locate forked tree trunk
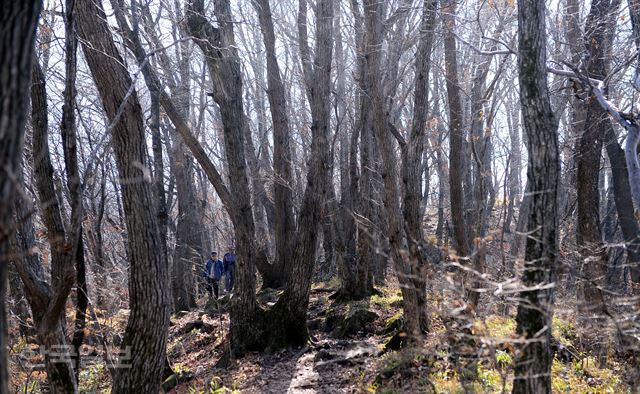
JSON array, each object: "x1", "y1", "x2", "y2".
[
  {"x1": 252, "y1": 0, "x2": 297, "y2": 289},
  {"x1": 30, "y1": 56, "x2": 78, "y2": 393},
  {"x1": 261, "y1": 0, "x2": 334, "y2": 350},
  {"x1": 513, "y1": 0, "x2": 560, "y2": 391},
  {"x1": 364, "y1": 0, "x2": 424, "y2": 339}
]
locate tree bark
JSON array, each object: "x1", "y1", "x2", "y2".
[
  {"x1": 604, "y1": 125, "x2": 640, "y2": 282},
  {"x1": 513, "y1": 0, "x2": 559, "y2": 391},
  {"x1": 504, "y1": 101, "x2": 521, "y2": 234},
  {"x1": 401, "y1": 0, "x2": 439, "y2": 335},
  {"x1": 443, "y1": 0, "x2": 470, "y2": 260},
  {"x1": 364, "y1": 0, "x2": 423, "y2": 339},
  {"x1": 0, "y1": 4, "x2": 41, "y2": 383},
  {"x1": 77, "y1": 0, "x2": 170, "y2": 391},
  {"x1": 262, "y1": 0, "x2": 334, "y2": 350},
  {"x1": 171, "y1": 141, "x2": 200, "y2": 311},
  {"x1": 350, "y1": 0, "x2": 377, "y2": 299},
  {"x1": 30, "y1": 56, "x2": 78, "y2": 393},
  {"x1": 576, "y1": 0, "x2": 619, "y2": 325},
  {"x1": 443, "y1": 0, "x2": 481, "y2": 310},
  {"x1": 186, "y1": 0, "x2": 263, "y2": 354},
  {"x1": 627, "y1": 0, "x2": 640, "y2": 211},
  {"x1": 252, "y1": 0, "x2": 297, "y2": 289},
  {"x1": 60, "y1": 0, "x2": 88, "y2": 376}
]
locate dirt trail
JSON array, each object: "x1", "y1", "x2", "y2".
[{"x1": 168, "y1": 287, "x2": 392, "y2": 393}]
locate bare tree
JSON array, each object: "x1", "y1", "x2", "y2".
[
  {"x1": 251, "y1": 0, "x2": 297, "y2": 289},
  {"x1": 513, "y1": 0, "x2": 560, "y2": 391},
  {"x1": 400, "y1": 0, "x2": 440, "y2": 336},
  {"x1": 186, "y1": 0, "x2": 263, "y2": 353},
  {"x1": 575, "y1": 0, "x2": 621, "y2": 328},
  {"x1": 261, "y1": 0, "x2": 335, "y2": 349},
  {"x1": 60, "y1": 0, "x2": 88, "y2": 375},
  {"x1": 0, "y1": 4, "x2": 43, "y2": 391},
  {"x1": 24, "y1": 55, "x2": 77, "y2": 393},
  {"x1": 77, "y1": 0, "x2": 170, "y2": 390}
]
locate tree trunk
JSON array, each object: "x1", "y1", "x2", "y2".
[
  {"x1": 626, "y1": 0, "x2": 640, "y2": 211},
  {"x1": 443, "y1": 0, "x2": 480, "y2": 311},
  {"x1": 604, "y1": 125, "x2": 640, "y2": 282},
  {"x1": 0, "y1": 3, "x2": 41, "y2": 380},
  {"x1": 171, "y1": 141, "x2": 200, "y2": 311},
  {"x1": 513, "y1": 0, "x2": 559, "y2": 391},
  {"x1": 262, "y1": 0, "x2": 334, "y2": 350},
  {"x1": 30, "y1": 56, "x2": 78, "y2": 393},
  {"x1": 576, "y1": 0, "x2": 619, "y2": 326},
  {"x1": 186, "y1": 0, "x2": 263, "y2": 354},
  {"x1": 252, "y1": 0, "x2": 297, "y2": 289},
  {"x1": 60, "y1": 0, "x2": 88, "y2": 375},
  {"x1": 401, "y1": 0, "x2": 439, "y2": 335},
  {"x1": 363, "y1": 0, "x2": 423, "y2": 340},
  {"x1": 443, "y1": 0, "x2": 470, "y2": 260},
  {"x1": 172, "y1": 49, "x2": 202, "y2": 311},
  {"x1": 77, "y1": 0, "x2": 170, "y2": 391},
  {"x1": 331, "y1": 2, "x2": 357, "y2": 295},
  {"x1": 431, "y1": 75, "x2": 450, "y2": 244},
  {"x1": 7, "y1": 260, "x2": 33, "y2": 339},
  {"x1": 504, "y1": 102, "x2": 521, "y2": 233},
  {"x1": 349, "y1": 0, "x2": 377, "y2": 299}
]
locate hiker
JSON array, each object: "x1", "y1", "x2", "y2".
[
  {"x1": 204, "y1": 252, "x2": 224, "y2": 299},
  {"x1": 223, "y1": 247, "x2": 236, "y2": 292}
]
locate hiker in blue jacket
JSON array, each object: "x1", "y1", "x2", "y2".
[
  {"x1": 223, "y1": 247, "x2": 236, "y2": 292},
  {"x1": 204, "y1": 252, "x2": 224, "y2": 299}
]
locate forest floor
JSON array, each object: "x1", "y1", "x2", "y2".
[{"x1": 8, "y1": 278, "x2": 638, "y2": 393}]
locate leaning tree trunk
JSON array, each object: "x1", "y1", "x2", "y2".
[
  {"x1": 77, "y1": 0, "x2": 170, "y2": 391},
  {"x1": 0, "y1": 6, "x2": 42, "y2": 390},
  {"x1": 513, "y1": 0, "x2": 560, "y2": 392}
]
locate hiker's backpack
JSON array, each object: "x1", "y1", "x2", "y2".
[{"x1": 225, "y1": 253, "x2": 236, "y2": 265}]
